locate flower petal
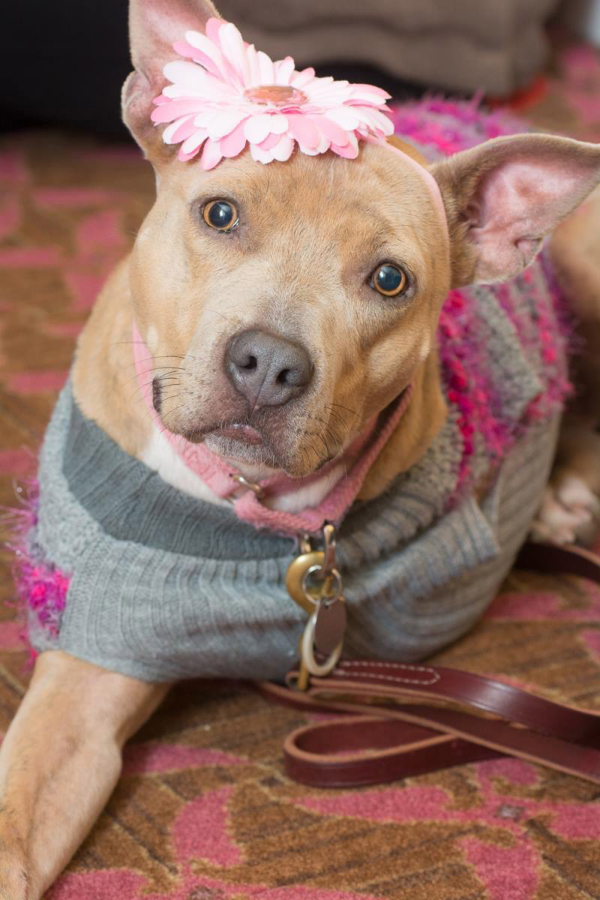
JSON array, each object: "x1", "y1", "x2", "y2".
[
  {"x1": 348, "y1": 131, "x2": 359, "y2": 150},
  {"x1": 163, "y1": 61, "x2": 210, "y2": 93},
  {"x1": 288, "y1": 114, "x2": 320, "y2": 149},
  {"x1": 179, "y1": 147, "x2": 201, "y2": 162},
  {"x1": 217, "y1": 22, "x2": 249, "y2": 86},
  {"x1": 269, "y1": 114, "x2": 289, "y2": 135},
  {"x1": 192, "y1": 110, "x2": 216, "y2": 128},
  {"x1": 307, "y1": 81, "x2": 352, "y2": 104},
  {"x1": 271, "y1": 134, "x2": 295, "y2": 162},
  {"x1": 373, "y1": 110, "x2": 395, "y2": 136},
  {"x1": 180, "y1": 128, "x2": 209, "y2": 156},
  {"x1": 291, "y1": 67, "x2": 316, "y2": 89},
  {"x1": 244, "y1": 113, "x2": 274, "y2": 144},
  {"x1": 257, "y1": 50, "x2": 275, "y2": 85},
  {"x1": 297, "y1": 131, "x2": 330, "y2": 156},
  {"x1": 200, "y1": 138, "x2": 224, "y2": 170},
  {"x1": 151, "y1": 98, "x2": 203, "y2": 123},
  {"x1": 259, "y1": 131, "x2": 281, "y2": 151},
  {"x1": 353, "y1": 107, "x2": 394, "y2": 135},
  {"x1": 165, "y1": 78, "x2": 237, "y2": 103},
  {"x1": 205, "y1": 17, "x2": 223, "y2": 44},
  {"x1": 174, "y1": 46, "x2": 222, "y2": 80},
  {"x1": 274, "y1": 56, "x2": 295, "y2": 85},
  {"x1": 250, "y1": 143, "x2": 275, "y2": 164},
  {"x1": 172, "y1": 39, "x2": 201, "y2": 59},
  {"x1": 316, "y1": 132, "x2": 330, "y2": 153},
  {"x1": 246, "y1": 43, "x2": 261, "y2": 86},
  {"x1": 220, "y1": 120, "x2": 249, "y2": 157},
  {"x1": 311, "y1": 115, "x2": 349, "y2": 146},
  {"x1": 330, "y1": 140, "x2": 359, "y2": 159},
  {"x1": 323, "y1": 107, "x2": 361, "y2": 131},
  {"x1": 163, "y1": 115, "x2": 197, "y2": 144},
  {"x1": 183, "y1": 30, "x2": 225, "y2": 79},
  {"x1": 207, "y1": 109, "x2": 247, "y2": 140},
  {"x1": 347, "y1": 84, "x2": 391, "y2": 104},
  {"x1": 185, "y1": 29, "x2": 221, "y2": 60}
]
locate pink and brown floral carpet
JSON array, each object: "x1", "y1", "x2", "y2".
[{"x1": 2, "y1": 40, "x2": 600, "y2": 900}]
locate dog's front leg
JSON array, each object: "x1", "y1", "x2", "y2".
[{"x1": 0, "y1": 650, "x2": 169, "y2": 899}]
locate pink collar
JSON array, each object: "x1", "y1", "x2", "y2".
[{"x1": 133, "y1": 324, "x2": 412, "y2": 536}]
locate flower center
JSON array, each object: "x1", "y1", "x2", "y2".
[{"x1": 244, "y1": 85, "x2": 307, "y2": 106}]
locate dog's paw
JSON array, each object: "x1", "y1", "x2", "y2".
[{"x1": 531, "y1": 475, "x2": 600, "y2": 545}]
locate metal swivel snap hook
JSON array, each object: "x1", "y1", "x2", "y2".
[{"x1": 285, "y1": 523, "x2": 347, "y2": 690}]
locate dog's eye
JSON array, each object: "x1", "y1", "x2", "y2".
[
  {"x1": 371, "y1": 264, "x2": 407, "y2": 297},
  {"x1": 203, "y1": 200, "x2": 239, "y2": 232}
]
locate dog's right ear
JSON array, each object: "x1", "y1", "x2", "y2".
[
  {"x1": 430, "y1": 134, "x2": 600, "y2": 287},
  {"x1": 123, "y1": 0, "x2": 220, "y2": 159}
]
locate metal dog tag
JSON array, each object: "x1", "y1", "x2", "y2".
[{"x1": 314, "y1": 597, "x2": 347, "y2": 656}]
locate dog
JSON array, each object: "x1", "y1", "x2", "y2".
[{"x1": 2, "y1": 0, "x2": 600, "y2": 896}]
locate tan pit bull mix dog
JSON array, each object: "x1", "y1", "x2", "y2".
[{"x1": 3, "y1": 0, "x2": 600, "y2": 895}]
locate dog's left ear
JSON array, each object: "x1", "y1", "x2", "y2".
[
  {"x1": 430, "y1": 134, "x2": 600, "y2": 286},
  {"x1": 123, "y1": 0, "x2": 220, "y2": 159}
]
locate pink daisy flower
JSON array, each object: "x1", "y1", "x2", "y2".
[{"x1": 151, "y1": 17, "x2": 394, "y2": 170}]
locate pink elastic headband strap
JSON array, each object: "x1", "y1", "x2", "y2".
[{"x1": 384, "y1": 140, "x2": 450, "y2": 257}]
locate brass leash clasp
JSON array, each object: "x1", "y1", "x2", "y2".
[
  {"x1": 226, "y1": 475, "x2": 346, "y2": 690},
  {"x1": 285, "y1": 523, "x2": 347, "y2": 690}
]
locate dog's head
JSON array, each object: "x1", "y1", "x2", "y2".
[{"x1": 123, "y1": 0, "x2": 600, "y2": 479}]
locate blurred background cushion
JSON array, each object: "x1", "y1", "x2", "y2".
[
  {"x1": 229, "y1": 0, "x2": 560, "y2": 95},
  {"x1": 2, "y1": 0, "x2": 563, "y2": 137}
]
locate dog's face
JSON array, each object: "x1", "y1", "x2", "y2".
[
  {"x1": 129, "y1": 144, "x2": 449, "y2": 475},
  {"x1": 124, "y1": 0, "x2": 600, "y2": 479}
]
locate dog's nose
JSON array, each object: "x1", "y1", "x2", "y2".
[{"x1": 226, "y1": 329, "x2": 313, "y2": 409}]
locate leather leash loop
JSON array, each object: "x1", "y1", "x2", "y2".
[{"x1": 260, "y1": 542, "x2": 600, "y2": 788}]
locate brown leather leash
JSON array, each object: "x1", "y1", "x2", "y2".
[{"x1": 259, "y1": 541, "x2": 600, "y2": 787}]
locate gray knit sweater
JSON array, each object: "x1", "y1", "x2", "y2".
[{"x1": 26, "y1": 374, "x2": 558, "y2": 682}]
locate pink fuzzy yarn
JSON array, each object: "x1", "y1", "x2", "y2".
[
  {"x1": 4, "y1": 481, "x2": 70, "y2": 654},
  {"x1": 391, "y1": 97, "x2": 572, "y2": 501}
]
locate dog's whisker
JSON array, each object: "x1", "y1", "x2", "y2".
[
  {"x1": 122, "y1": 364, "x2": 183, "y2": 381},
  {"x1": 117, "y1": 360, "x2": 188, "y2": 375},
  {"x1": 327, "y1": 402, "x2": 361, "y2": 419},
  {"x1": 120, "y1": 366, "x2": 184, "y2": 393}
]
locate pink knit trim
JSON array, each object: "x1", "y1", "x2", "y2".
[
  {"x1": 231, "y1": 385, "x2": 413, "y2": 534},
  {"x1": 133, "y1": 324, "x2": 413, "y2": 535}
]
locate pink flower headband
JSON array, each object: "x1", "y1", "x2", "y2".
[{"x1": 151, "y1": 17, "x2": 394, "y2": 170}]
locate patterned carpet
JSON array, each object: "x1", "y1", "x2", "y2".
[{"x1": 2, "y1": 41, "x2": 600, "y2": 900}]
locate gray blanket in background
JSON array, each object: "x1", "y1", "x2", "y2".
[{"x1": 220, "y1": 0, "x2": 559, "y2": 94}]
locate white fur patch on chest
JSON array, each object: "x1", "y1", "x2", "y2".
[
  {"x1": 141, "y1": 427, "x2": 229, "y2": 506},
  {"x1": 140, "y1": 424, "x2": 346, "y2": 513}
]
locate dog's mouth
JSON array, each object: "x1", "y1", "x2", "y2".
[
  {"x1": 159, "y1": 386, "x2": 411, "y2": 477},
  {"x1": 183, "y1": 418, "x2": 266, "y2": 447},
  {"x1": 154, "y1": 375, "x2": 276, "y2": 463},
  {"x1": 178, "y1": 413, "x2": 341, "y2": 475},
  {"x1": 183, "y1": 417, "x2": 282, "y2": 468},
  {"x1": 209, "y1": 423, "x2": 264, "y2": 446}
]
